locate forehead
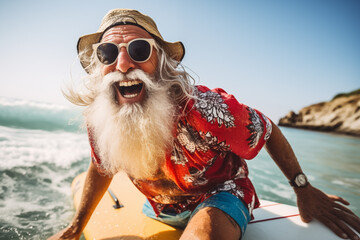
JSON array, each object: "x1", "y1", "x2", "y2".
[{"x1": 101, "y1": 25, "x2": 153, "y2": 42}]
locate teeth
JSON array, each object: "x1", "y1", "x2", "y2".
[
  {"x1": 123, "y1": 93, "x2": 139, "y2": 98},
  {"x1": 119, "y1": 80, "x2": 142, "y2": 87}
]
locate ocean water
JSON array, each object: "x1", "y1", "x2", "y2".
[{"x1": 0, "y1": 96, "x2": 359, "y2": 240}]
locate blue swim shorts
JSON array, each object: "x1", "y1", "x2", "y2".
[{"x1": 142, "y1": 191, "x2": 251, "y2": 235}]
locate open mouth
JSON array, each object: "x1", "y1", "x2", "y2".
[
  {"x1": 113, "y1": 80, "x2": 146, "y2": 105},
  {"x1": 115, "y1": 80, "x2": 144, "y2": 99}
]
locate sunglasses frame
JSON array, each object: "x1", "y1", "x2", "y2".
[{"x1": 93, "y1": 38, "x2": 156, "y2": 65}]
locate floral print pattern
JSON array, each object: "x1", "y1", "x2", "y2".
[
  {"x1": 170, "y1": 144, "x2": 188, "y2": 166},
  {"x1": 248, "y1": 195, "x2": 256, "y2": 214},
  {"x1": 176, "y1": 121, "x2": 208, "y2": 153},
  {"x1": 262, "y1": 113, "x2": 272, "y2": 141},
  {"x1": 199, "y1": 131, "x2": 230, "y2": 152},
  {"x1": 195, "y1": 90, "x2": 235, "y2": 128},
  {"x1": 246, "y1": 107, "x2": 264, "y2": 148},
  {"x1": 207, "y1": 180, "x2": 245, "y2": 200},
  {"x1": 183, "y1": 156, "x2": 217, "y2": 186},
  {"x1": 175, "y1": 120, "x2": 230, "y2": 157},
  {"x1": 233, "y1": 163, "x2": 248, "y2": 180}
]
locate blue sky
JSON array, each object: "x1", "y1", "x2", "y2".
[{"x1": 0, "y1": 0, "x2": 359, "y2": 121}]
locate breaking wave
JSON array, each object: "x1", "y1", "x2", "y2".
[{"x1": 0, "y1": 96, "x2": 83, "y2": 132}]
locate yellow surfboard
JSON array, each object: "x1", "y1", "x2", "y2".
[
  {"x1": 72, "y1": 172, "x2": 346, "y2": 240},
  {"x1": 72, "y1": 172, "x2": 183, "y2": 240}
]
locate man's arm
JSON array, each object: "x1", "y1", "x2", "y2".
[
  {"x1": 265, "y1": 122, "x2": 360, "y2": 240},
  {"x1": 48, "y1": 161, "x2": 113, "y2": 240}
]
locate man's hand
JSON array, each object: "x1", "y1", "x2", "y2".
[
  {"x1": 296, "y1": 184, "x2": 360, "y2": 240},
  {"x1": 47, "y1": 225, "x2": 81, "y2": 240},
  {"x1": 265, "y1": 124, "x2": 360, "y2": 239}
]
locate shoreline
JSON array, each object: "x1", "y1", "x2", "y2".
[{"x1": 278, "y1": 125, "x2": 360, "y2": 138}]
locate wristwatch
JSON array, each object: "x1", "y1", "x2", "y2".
[{"x1": 289, "y1": 173, "x2": 309, "y2": 188}]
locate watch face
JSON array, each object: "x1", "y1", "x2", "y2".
[
  {"x1": 295, "y1": 174, "x2": 307, "y2": 187},
  {"x1": 298, "y1": 175, "x2": 306, "y2": 185}
]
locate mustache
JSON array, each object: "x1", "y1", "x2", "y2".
[{"x1": 100, "y1": 70, "x2": 159, "y2": 93}]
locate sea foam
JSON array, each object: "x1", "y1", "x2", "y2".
[{"x1": 0, "y1": 125, "x2": 89, "y2": 169}]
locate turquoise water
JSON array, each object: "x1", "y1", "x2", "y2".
[
  {"x1": 0, "y1": 96, "x2": 359, "y2": 239},
  {"x1": 248, "y1": 127, "x2": 360, "y2": 214}
]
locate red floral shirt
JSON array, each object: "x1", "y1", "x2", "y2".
[{"x1": 90, "y1": 85, "x2": 272, "y2": 217}]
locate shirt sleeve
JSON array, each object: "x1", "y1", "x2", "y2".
[{"x1": 187, "y1": 85, "x2": 272, "y2": 160}]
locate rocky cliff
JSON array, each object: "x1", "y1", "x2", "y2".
[{"x1": 278, "y1": 90, "x2": 360, "y2": 136}]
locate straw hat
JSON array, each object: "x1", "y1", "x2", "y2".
[{"x1": 77, "y1": 9, "x2": 185, "y2": 72}]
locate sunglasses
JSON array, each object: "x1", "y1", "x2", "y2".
[{"x1": 93, "y1": 38, "x2": 156, "y2": 65}]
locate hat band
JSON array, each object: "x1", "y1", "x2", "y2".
[{"x1": 100, "y1": 22, "x2": 152, "y2": 43}]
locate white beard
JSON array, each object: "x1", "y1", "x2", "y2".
[{"x1": 84, "y1": 70, "x2": 176, "y2": 179}]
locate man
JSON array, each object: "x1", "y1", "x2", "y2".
[{"x1": 50, "y1": 9, "x2": 360, "y2": 240}]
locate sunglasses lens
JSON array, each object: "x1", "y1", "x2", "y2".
[
  {"x1": 96, "y1": 43, "x2": 119, "y2": 65},
  {"x1": 128, "y1": 40, "x2": 151, "y2": 62}
]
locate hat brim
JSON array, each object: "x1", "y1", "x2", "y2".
[{"x1": 77, "y1": 32, "x2": 185, "y2": 73}]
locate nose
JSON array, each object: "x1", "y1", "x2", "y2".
[{"x1": 115, "y1": 47, "x2": 136, "y2": 73}]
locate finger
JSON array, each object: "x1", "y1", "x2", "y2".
[
  {"x1": 328, "y1": 195, "x2": 350, "y2": 205},
  {"x1": 333, "y1": 218, "x2": 360, "y2": 240},
  {"x1": 317, "y1": 214, "x2": 349, "y2": 239},
  {"x1": 329, "y1": 209, "x2": 360, "y2": 240},
  {"x1": 333, "y1": 202, "x2": 356, "y2": 215},
  {"x1": 333, "y1": 208, "x2": 360, "y2": 235}
]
